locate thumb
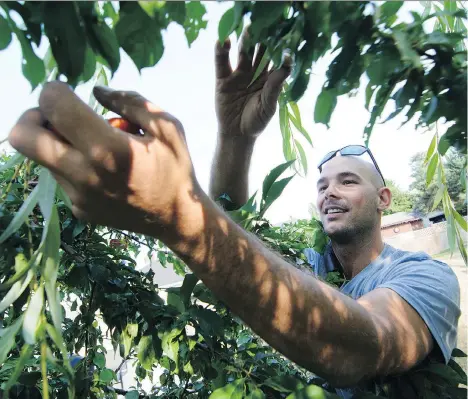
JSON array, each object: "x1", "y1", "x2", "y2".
[{"x1": 262, "y1": 53, "x2": 293, "y2": 113}]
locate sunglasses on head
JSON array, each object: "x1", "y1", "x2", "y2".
[{"x1": 317, "y1": 145, "x2": 386, "y2": 186}]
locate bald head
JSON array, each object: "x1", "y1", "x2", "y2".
[{"x1": 319, "y1": 155, "x2": 385, "y2": 189}]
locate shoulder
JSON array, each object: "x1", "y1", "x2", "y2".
[{"x1": 379, "y1": 245, "x2": 459, "y2": 288}]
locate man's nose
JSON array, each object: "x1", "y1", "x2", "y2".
[{"x1": 324, "y1": 183, "x2": 339, "y2": 199}]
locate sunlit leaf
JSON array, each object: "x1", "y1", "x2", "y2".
[
  {"x1": 22, "y1": 285, "x2": 44, "y2": 344},
  {"x1": 424, "y1": 134, "x2": 438, "y2": 164},
  {"x1": 210, "y1": 379, "x2": 245, "y2": 399},
  {"x1": 426, "y1": 154, "x2": 439, "y2": 186}
]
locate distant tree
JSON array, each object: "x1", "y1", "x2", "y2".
[
  {"x1": 383, "y1": 179, "x2": 414, "y2": 216},
  {"x1": 410, "y1": 149, "x2": 467, "y2": 214}
]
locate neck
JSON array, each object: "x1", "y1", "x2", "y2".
[{"x1": 331, "y1": 228, "x2": 384, "y2": 280}]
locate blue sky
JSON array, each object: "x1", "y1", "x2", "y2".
[{"x1": 0, "y1": 2, "x2": 435, "y2": 224}]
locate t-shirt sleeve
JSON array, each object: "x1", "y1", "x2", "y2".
[{"x1": 376, "y1": 256, "x2": 461, "y2": 363}]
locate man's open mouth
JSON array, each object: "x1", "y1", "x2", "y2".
[{"x1": 324, "y1": 207, "x2": 348, "y2": 215}]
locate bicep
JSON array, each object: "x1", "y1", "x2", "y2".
[{"x1": 358, "y1": 288, "x2": 434, "y2": 376}]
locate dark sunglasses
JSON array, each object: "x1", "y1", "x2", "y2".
[{"x1": 317, "y1": 145, "x2": 386, "y2": 186}]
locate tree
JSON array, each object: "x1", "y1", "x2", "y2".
[
  {"x1": 383, "y1": 180, "x2": 414, "y2": 216},
  {"x1": 410, "y1": 149, "x2": 467, "y2": 214},
  {"x1": 0, "y1": 1, "x2": 467, "y2": 398}
]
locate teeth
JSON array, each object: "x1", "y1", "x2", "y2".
[{"x1": 328, "y1": 208, "x2": 344, "y2": 214}]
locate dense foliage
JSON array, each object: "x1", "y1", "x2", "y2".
[{"x1": 0, "y1": 1, "x2": 467, "y2": 398}]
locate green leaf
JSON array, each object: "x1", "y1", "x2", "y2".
[
  {"x1": 289, "y1": 102, "x2": 312, "y2": 144},
  {"x1": 137, "y1": 1, "x2": 164, "y2": 17},
  {"x1": 85, "y1": 19, "x2": 120, "y2": 74},
  {"x1": 190, "y1": 308, "x2": 224, "y2": 337},
  {"x1": 45, "y1": 324, "x2": 73, "y2": 376},
  {"x1": 167, "y1": 290, "x2": 185, "y2": 313},
  {"x1": 452, "y1": 348, "x2": 468, "y2": 357},
  {"x1": 0, "y1": 152, "x2": 25, "y2": 173},
  {"x1": 380, "y1": 2, "x2": 403, "y2": 25},
  {"x1": 365, "y1": 82, "x2": 376, "y2": 111},
  {"x1": 290, "y1": 73, "x2": 311, "y2": 103},
  {"x1": 43, "y1": 2, "x2": 87, "y2": 85},
  {"x1": 115, "y1": 3, "x2": 164, "y2": 70},
  {"x1": 422, "y1": 96, "x2": 438, "y2": 124},
  {"x1": 38, "y1": 168, "x2": 57, "y2": 222},
  {"x1": 366, "y1": 47, "x2": 403, "y2": 85},
  {"x1": 432, "y1": 184, "x2": 445, "y2": 211},
  {"x1": 93, "y1": 352, "x2": 106, "y2": 368},
  {"x1": 314, "y1": 88, "x2": 337, "y2": 127},
  {"x1": 56, "y1": 183, "x2": 73, "y2": 210},
  {"x1": 166, "y1": 1, "x2": 186, "y2": 25},
  {"x1": 0, "y1": 182, "x2": 41, "y2": 244},
  {"x1": 249, "y1": 51, "x2": 270, "y2": 86},
  {"x1": 295, "y1": 139, "x2": 308, "y2": 175},
  {"x1": 81, "y1": 46, "x2": 97, "y2": 83},
  {"x1": 249, "y1": 2, "x2": 286, "y2": 41},
  {"x1": 125, "y1": 391, "x2": 140, "y2": 399},
  {"x1": 426, "y1": 362, "x2": 466, "y2": 385},
  {"x1": 426, "y1": 153, "x2": 439, "y2": 186},
  {"x1": 180, "y1": 273, "x2": 199, "y2": 308},
  {"x1": 138, "y1": 335, "x2": 156, "y2": 370},
  {"x1": 286, "y1": 383, "x2": 340, "y2": 398},
  {"x1": 99, "y1": 368, "x2": 114, "y2": 384},
  {"x1": 263, "y1": 375, "x2": 304, "y2": 393},
  {"x1": 210, "y1": 379, "x2": 245, "y2": 399},
  {"x1": 22, "y1": 285, "x2": 44, "y2": 344},
  {"x1": 161, "y1": 328, "x2": 181, "y2": 364},
  {"x1": 0, "y1": 316, "x2": 24, "y2": 365},
  {"x1": 261, "y1": 176, "x2": 295, "y2": 216},
  {"x1": 424, "y1": 134, "x2": 438, "y2": 164},
  {"x1": 453, "y1": 209, "x2": 467, "y2": 231},
  {"x1": 0, "y1": 269, "x2": 33, "y2": 314},
  {"x1": 246, "y1": 387, "x2": 266, "y2": 399},
  {"x1": 184, "y1": 2, "x2": 208, "y2": 46},
  {"x1": 393, "y1": 30, "x2": 422, "y2": 69},
  {"x1": 218, "y1": 7, "x2": 235, "y2": 44},
  {"x1": 262, "y1": 160, "x2": 296, "y2": 204},
  {"x1": 0, "y1": 14, "x2": 12, "y2": 50},
  {"x1": 11, "y1": 25, "x2": 45, "y2": 90},
  {"x1": 3, "y1": 344, "x2": 33, "y2": 395}
]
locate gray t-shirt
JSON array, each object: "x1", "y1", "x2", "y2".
[{"x1": 304, "y1": 243, "x2": 461, "y2": 398}]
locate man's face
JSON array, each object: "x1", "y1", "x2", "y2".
[{"x1": 316, "y1": 156, "x2": 382, "y2": 243}]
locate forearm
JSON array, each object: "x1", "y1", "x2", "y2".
[
  {"x1": 163, "y1": 191, "x2": 385, "y2": 387},
  {"x1": 209, "y1": 135, "x2": 257, "y2": 209}
]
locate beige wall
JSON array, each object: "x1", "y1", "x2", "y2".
[{"x1": 383, "y1": 218, "x2": 467, "y2": 255}]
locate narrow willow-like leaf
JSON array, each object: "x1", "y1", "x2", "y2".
[{"x1": 0, "y1": 182, "x2": 41, "y2": 244}]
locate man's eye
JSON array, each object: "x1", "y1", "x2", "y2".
[
  {"x1": 343, "y1": 180, "x2": 356, "y2": 185},
  {"x1": 318, "y1": 186, "x2": 327, "y2": 192}
]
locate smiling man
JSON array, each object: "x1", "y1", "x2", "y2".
[{"x1": 8, "y1": 35, "x2": 461, "y2": 398}]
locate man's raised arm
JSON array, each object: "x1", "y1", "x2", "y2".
[
  {"x1": 9, "y1": 82, "x2": 433, "y2": 388},
  {"x1": 209, "y1": 36, "x2": 291, "y2": 208}
]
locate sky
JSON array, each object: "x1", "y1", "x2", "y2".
[{"x1": 0, "y1": 1, "x2": 436, "y2": 225}]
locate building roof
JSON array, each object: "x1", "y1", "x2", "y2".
[{"x1": 381, "y1": 212, "x2": 421, "y2": 228}]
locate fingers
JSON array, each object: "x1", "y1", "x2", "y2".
[
  {"x1": 93, "y1": 86, "x2": 185, "y2": 143},
  {"x1": 93, "y1": 87, "x2": 162, "y2": 135},
  {"x1": 262, "y1": 54, "x2": 293, "y2": 113},
  {"x1": 215, "y1": 39, "x2": 232, "y2": 79},
  {"x1": 237, "y1": 30, "x2": 255, "y2": 70},
  {"x1": 38, "y1": 81, "x2": 113, "y2": 153},
  {"x1": 8, "y1": 109, "x2": 84, "y2": 180}
]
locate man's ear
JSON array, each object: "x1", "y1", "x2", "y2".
[{"x1": 377, "y1": 187, "x2": 392, "y2": 212}]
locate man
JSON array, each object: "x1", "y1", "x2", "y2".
[{"x1": 8, "y1": 35, "x2": 460, "y2": 397}]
